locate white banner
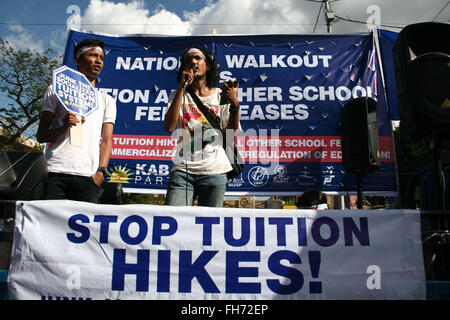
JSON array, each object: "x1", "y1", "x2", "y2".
[{"x1": 7, "y1": 200, "x2": 426, "y2": 300}]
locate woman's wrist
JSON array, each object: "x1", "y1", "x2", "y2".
[
  {"x1": 230, "y1": 98, "x2": 240, "y2": 108},
  {"x1": 229, "y1": 103, "x2": 240, "y2": 114}
]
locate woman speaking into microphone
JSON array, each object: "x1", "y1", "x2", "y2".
[{"x1": 163, "y1": 46, "x2": 240, "y2": 207}]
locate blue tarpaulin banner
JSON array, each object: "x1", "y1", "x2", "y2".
[{"x1": 62, "y1": 29, "x2": 398, "y2": 196}]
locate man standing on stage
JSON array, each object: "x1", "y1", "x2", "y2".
[{"x1": 37, "y1": 38, "x2": 116, "y2": 203}]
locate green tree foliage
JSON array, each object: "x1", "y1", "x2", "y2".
[{"x1": 0, "y1": 39, "x2": 60, "y2": 150}]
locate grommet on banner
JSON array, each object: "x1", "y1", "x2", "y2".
[
  {"x1": 259, "y1": 73, "x2": 268, "y2": 82},
  {"x1": 321, "y1": 113, "x2": 329, "y2": 119},
  {"x1": 304, "y1": 75, "x2": 313, "y2": 81},
  {"x1": 153, "y1": 84, "x2": 159, "y2": 92},
  {"x1": 318, "y1": 47, "x2": 325, "y2": 51},
  {"x1": 304, "y1": 50, "x2": 312, "y2": 55}
]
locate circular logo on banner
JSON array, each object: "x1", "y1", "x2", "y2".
[
  {"x1": 275, "y1": 165, "x2": 287, "y2": 177},
  {"x1": 273, "y1": 165, "x2": 289, "y2": 184},
  {"x1": 248, "y1": 166, "x2": 269, "y2": 187}
]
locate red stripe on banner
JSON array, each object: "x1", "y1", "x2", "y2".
[
  {"x1": 111, "y1": 134, "x2": 177, "y2": 160},
  {"x1": 110, "y1": 134, "x2": 395, "y2": 163},
  {"x1": 236, "y1": 136, "x2": 395, "y2": 163}
]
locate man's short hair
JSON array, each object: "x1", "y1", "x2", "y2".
[{"x1": 73, "y1": 38, "x2": 105, "y2": 59}]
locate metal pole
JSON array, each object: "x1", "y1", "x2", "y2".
[
  {"x1": 324, "y1": 0, "x2": 333, "y2": 33},
  {"x1": 431, "y1": 131, "x2": 446, "y2": 210},
  {"x1": 357, "y1": 172, "x2": 363, "y2": 209}
]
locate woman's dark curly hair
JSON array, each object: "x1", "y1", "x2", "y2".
[{"x1": 177, "y1": 46, "x2": 220, "y2": 88}]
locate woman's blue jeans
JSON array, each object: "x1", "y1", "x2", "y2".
[{"x1": 164, "y1": 170, "x2": 227, "y2": 207}]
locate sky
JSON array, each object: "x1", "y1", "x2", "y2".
[{"x1": 0, "y1": 0, "x2": 449, "y2": 55}]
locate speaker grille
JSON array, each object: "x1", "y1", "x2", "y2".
[
  {"x1": 341, "y1": 97, "x2": 380, "y2": 173},
  {"x1": 393, "y1": 22, "x2": 450, "y2": 139}
]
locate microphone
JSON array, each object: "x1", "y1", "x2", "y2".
[{"x1": 183, "y1": 66, "x2": 198, "y2": 89}]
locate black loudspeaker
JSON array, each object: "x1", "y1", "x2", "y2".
[
  {"x1": 0, "y1": 151, "x2": 47, "y2": 200},
  {"x1": 341, "y1": 97, "x2": 380, "y2": 173},
  {"x1": 393, "y1": 22, "x2": 450, "y2": 139}
]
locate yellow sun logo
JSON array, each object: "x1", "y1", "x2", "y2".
[
  {"x1": 64, "y1": 100, "x2": 69, "y2": 105},
  {"x1": 109, "y1": 165, "x2": 133, "y2": 183}
]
